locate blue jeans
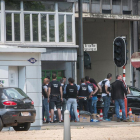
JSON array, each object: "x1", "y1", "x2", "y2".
[
  {"x1": 103, "y1": 96, "x2": 110, "y2": 119},
  {"x1": 92, "y1": 100, "x2": 97, "y2": 114},
  {"x1": 67, "y1": 98, "x2": 79, "y2": 122},
  {"x1": 70, "y1": 104, "x2": 75, "y2": 121},
  {"x1": 115, "y1": 99, "x2": 126, "y2": 120},
  {"x1": 43, "y1": 98, "x2": 50, "y2": 122},
  {"x1": 88, "y1": 98, "x2": 92, "y2": 113}
]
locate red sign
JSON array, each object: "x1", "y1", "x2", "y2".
[{"x1": 131, "y1": 52, "x2": 140, "y2": 68}]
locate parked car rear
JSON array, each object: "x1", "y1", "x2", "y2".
[{"x1": 0, "y1": 87, "x2": 36, "y2": 131}]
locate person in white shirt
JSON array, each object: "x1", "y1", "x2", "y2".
[{"x1": 98, "y1": 73, "x2": 112, "y2": 121}]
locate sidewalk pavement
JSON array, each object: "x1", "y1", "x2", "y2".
[{"x1": 1, "y1": 122, "x2": 140, "y2": 140}]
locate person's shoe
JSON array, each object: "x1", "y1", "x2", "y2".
[
  {"x1": 117, "y1": 118, "x2": 120, "y2": 122},
  {"x1": 50, "y1": 121, "x2": 54, "y2": 123},
  {"x1": 123, "y1": 120, "x2": 128, "y2": 122},
  {"x1": 103, "y1": 119, "x2": 110, "y2": 122},
  {"x1": 46, "y1": 121, "x2": 50, "y2": 123},
  {"x1": 70, "y1": 120, "x2": 74, "y2": 122},
  {"x1": 59, "y1": 121, "x2": 61, "y2": 123}
]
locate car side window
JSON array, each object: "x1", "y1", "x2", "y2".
[{"x1": 128, "y1": 87, "x2": 140, "y2": 96}]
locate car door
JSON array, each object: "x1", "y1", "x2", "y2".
[{"x1": 127, "y1": 87, "x2": 140, "y2": 114}]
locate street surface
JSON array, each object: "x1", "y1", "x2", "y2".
[{"x1": 1, "y1": 122, "x2": 140, "y2": 140}]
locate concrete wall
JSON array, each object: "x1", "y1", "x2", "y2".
[
  {"x1": 0, "y1": 52, "x2": 42, "y2": 128},
  {"x1": 76, "y1": 19, "x2": 132, "y2": 85}
]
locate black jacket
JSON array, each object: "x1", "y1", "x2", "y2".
[{"x1": 111, "y1": 80, "x2": 127, "y2": 100}]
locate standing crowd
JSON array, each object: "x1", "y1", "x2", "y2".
[{"x1": 42, "y1": 73, "x2": 130, "y2": 123}]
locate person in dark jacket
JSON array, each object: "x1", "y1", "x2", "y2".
[{"x1": 111, "y1": 75, "x2": 128, "y2": 122}]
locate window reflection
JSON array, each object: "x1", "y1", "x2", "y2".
[
  {"x1": 49, "y1": 15, "x2": 55, "y2": 42},
  {"x1": 59, "y1": 15, "x2": 64, "y2": 42},
  {"x1": 33, "y1": 14, "x2": 38, "y2": 41},
  {"x1": 14, "y1": 14, "x2": 20, "y2": 41},
  {"x1": 24, "y1": 14, "x2": 30, "y2": 41},
  {"x1": 41, "y1": 14, "x2": 47, "y2": 42},
  {"x1": 24, "y1": 1, "x2": 55, "y2": 11},
  {"x1": 67, "y1": 15, "x2": 72, "y2": 42},
  {"x1": 5, "y1": 0, "x2": 20, "y2": 10},
  {"x1": 58, "y1": 2, "x2": 73, "y2": 12},
  {"x1": 6, "y1": 14, "x2": 12, "y2": 41}
]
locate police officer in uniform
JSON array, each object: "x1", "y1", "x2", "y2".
[
  {"x1": 78, "y1": 78, "x2": 93, "y2": 111},
  {"x1": 48, "y1": 74, "x2": 63, "y2": 123},
  {"x1": 65, "y1": 78, "x2": 79, "y2": 122}
]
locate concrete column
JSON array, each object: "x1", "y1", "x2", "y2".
[{"x1": 133, "y1": 21, "x2": 140, "y2": 88}]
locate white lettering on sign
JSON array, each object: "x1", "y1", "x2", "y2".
[
  {"x1": 84, "y1": 44, "x2": 97, "y2": 51},
  {"x1": 53, "y1": 84, "x2": 58, "y2": 88},
  {"x1": 69, "y1": 89, "x2": 74, "y2": 92},
  {"x1": 82, "y1": 87, "x2": 87, "y2": 90}
]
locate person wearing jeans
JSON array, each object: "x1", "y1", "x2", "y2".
[
  {"x1": 103, "y1": 96, "x2": 111, "y2": 119},
  {"x1": 92, "y1": 100, "x2": 97, "y2": 114},
  {"x1": 111, "y1": 75, "x2": 128, "y2": 122},
  {"x1": 65, "y1": 77, "x2": 79, "y2": 122},
  {"x1": 42, "y1": 77, "x2": 50, "y2": 123},
  {"x1": 98, "y1": 73, "x2": 112, "y2": 120},
  {"x1": 115, "y1": 99, "x2": 126, "y2": 120},
  {"x1": 43, "y1": 98, "x2": 50, "y2": 122}
]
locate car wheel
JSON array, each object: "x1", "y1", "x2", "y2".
[
  {"x1": 13, "y1": 122, "x2": 31, "y2": 131},
  {"x1": 0, "y1": 118, "x2": 3, "y2": 131}
]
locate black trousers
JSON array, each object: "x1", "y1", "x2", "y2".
[{"x1": 79, "y1": 99, "x2": 88, "y2": 111}]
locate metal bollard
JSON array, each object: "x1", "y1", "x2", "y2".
[{"x1": 63, "y1": 110, "x2": 71, "y2": 140}]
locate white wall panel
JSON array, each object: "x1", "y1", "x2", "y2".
[
  {"x1": 26, "y1": 79, "x2": 42, "y2": 93},
  {"x1": 0, "y1": 61, "x2": 41, "y2": 66},
  {"x1": 0, "y1": 66, "x2": 8, "y2": 78},
  {"x1": 27, "y1": 93, "x2": 42, "y2": 107},
  {"x1": 31, "y1": 119, "x2": 42, "y2": 127},
  {"x1": 33, "y1": 106, "x2": 42, "y2": 120},
  {"x1": 0, "y1": 53, "x2": 40, "y2": 61},
  {"x1": 26, "y1": 66, "x2": 41, "y2": 79}
]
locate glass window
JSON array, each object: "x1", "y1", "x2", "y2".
[
  {"x1": 24, "y1": 14, "x2": 30, "y2": 41},
  {"x1": 59, "y1": 15, "x2": 64, "y2": 42},
  {"x1": 3, "y1": 88, "x2": 28, "y2": 100},
  {"x1": 14, "y1": 14, "x2": 20, "y2": 41},
  {"x1": 67, "y1": 15, "x2": 72, "y2": 42},
  {"x1": 32, "y1": 14, "x2": 38, "y2": 41},
  {"x1": 6, "y1": 14, "x2": 12, "y2": 41},
  {"x1": 58, "y1": 2, "x2": 73, "y2": 12},
  {"x1": 5, "y1": 0, "x2": 20, "y2": 10},
  {"x1": 49, "y1": 15, "x2": 55, "y2": 42},
  {"x1": 91, "y1": 0, "x2": 100, "y2": 4},
  {"x1": 128, "y1": 87, "x2": 140, "y2": 97},
  {"x1": 24, "y1": 1, "x2": 55, "y2": 11},
  {"x1": 41, "y1": 14, "x2": 47, "y2": 42}
]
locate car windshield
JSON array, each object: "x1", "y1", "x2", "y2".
[
  {"x1": 129, "y1": 87, "x2": 140, "y2": 96},
  {"x1": 3, "y1": 88, "x2": 28, "y2": 100}
]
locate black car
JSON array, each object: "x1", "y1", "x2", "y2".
[
  {"x1": 97, "y1": 86, "x2": 140, "y2": 117},
  {"x1": 0, "y1": 87, "x2": 36, "y2": 131}
]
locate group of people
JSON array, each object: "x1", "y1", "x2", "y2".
[{"x1": 42, "y1": 73, "x2": 130, "y2": 123}]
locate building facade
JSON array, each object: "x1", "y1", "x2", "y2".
[
  {"x1": 75, "y1": 0, "x2": 140, "y2": 88},
  {"x1": 0, "y1": 0, "x2": 77, "y2": 129}
]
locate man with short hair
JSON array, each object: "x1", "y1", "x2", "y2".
[
  {"x1": 48, "y1": 74, "x2": 63, "y2": 123},
  {"x1": 78, "y1": 78, "x2": 94, "y2": 111},
  {"x1": 65, "y1": 77, "x2": 79, "y2": 122},
  {"x1": 98, "y1": 73, "x2": 112, "y2": 121},
  {"x1": 111, "y1": 75, "x2": 128, "y2": 122},
  {"x1": 42, "y1": 76, "x2": 50, "y2": 123}
]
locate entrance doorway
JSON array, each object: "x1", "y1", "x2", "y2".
[{"x1": 42, "y1": 70, "x2": 64, "y2": 82}]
